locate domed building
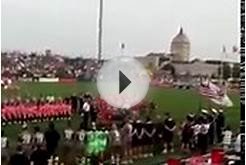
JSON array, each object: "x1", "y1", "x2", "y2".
[{"x1": 170, "y1": 27, "x2": 190, "y2": 62}]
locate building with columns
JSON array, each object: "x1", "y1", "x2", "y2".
[{"x1": 135, "y1": 27, "x2": 239, "y2": 82}]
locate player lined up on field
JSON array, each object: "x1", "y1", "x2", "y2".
[{"x1": 1, "y1": 108, "x2": 241, "y2": 165}]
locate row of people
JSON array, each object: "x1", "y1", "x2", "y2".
[
  {"x1": 179, "y1": 108, "x2": 226, "y2": 153},
  {"x1": 1, "y1": 92, "x2": 154, "y2": 128},
  {"x1": 2, "y1": 109, "x2": 237, "y2": 165},
  {"x1": 2, "y1": 122, "x2": 61, "y2": 165},
  {"x1": 114, "y1": 109, "x2": 238, "y2": 164},
  {"x1": 80, "y1": 97, "x2": 155, "y2": 129},
  {"x1": 1, "y1": 102, "x2": 72, "y2": 123}
]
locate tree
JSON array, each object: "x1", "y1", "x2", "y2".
[
  {"x1": 218, "y1": 63, "x2": 231, "y2": 80},
  {"x1": 211, "y1": 73, "x2": 217, "y2": 79},
  {"x1": 232, "y1": 63, "x2": 240, "y2": 78}
]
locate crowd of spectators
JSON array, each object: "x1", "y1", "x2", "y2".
[{"x1": 1, "y1": 50, "x2": 100, "y2": 81}]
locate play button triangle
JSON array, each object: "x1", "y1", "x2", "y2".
[{"x1": 119, "y1": 70, "x2": 131, "y2": 94}]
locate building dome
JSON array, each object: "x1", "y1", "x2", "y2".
[
  {"x1": 172, "y1": 28, "x2": 190, "y2": 44},
  {"x1": 170, "y1": 27, "x2": 190, "y2": 62}
]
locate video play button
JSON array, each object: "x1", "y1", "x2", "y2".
[
  {"x1": 119, "y1": 71, "x2": 131, "y2": 94},
  {"x1": 96, "y1": 56, "x2": 150, "y2": 109}
]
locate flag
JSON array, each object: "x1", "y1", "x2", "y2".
[
  {"x1": 232, "y1": 45, "x2": 239, "y2": 53},
  {"x1": 121, "y1": 43, "x2": 125, "y2": 49},
  {"x1": 199, "y1": 81, "x2": 222, "y2": 99},
  {"x1": 210, "y1": 94, "x2": 233, "y2": 107},
  {"x1": 199, "y1": 81, "x2": 233, "y2": 107},
  {"x1": 222, "y1": 45, "x2": 226, "y2": 53}
]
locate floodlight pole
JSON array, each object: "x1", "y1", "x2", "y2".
[{"x1": 97, "y1": 0, "x2": 103, "y2": 62}]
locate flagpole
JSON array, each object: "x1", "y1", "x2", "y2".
[
  {"x1": 220, "y1": 46, "x2": 228, "y2": 110},
  {"x1": 219, "y1": 47, "x2": 223, "y2": 110},
  {"x1": 97, "y1": 0, "x2": 103, "y2": 62},
  {"x1": 220, "y1": 46, "x2": 225, "y2": 84},
  {"x1": 120, "y1": 43, "x2": 125, "y2": 56}
]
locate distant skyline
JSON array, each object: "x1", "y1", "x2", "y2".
[{"x1": 2, "y1": 0, "x2": 239, "y2": 61}]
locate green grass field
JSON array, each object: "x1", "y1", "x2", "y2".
[{"x1": 1, "y1": 82, "x2": 241, "y2": 164}]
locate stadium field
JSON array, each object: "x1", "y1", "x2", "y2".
[{"x1": 1, "y1": 81, "x2": 240, "y2": 164}]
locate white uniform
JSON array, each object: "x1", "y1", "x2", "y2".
[
  {"x1": 192, "y1": 124, "x2": 201, "y2": 136},
  {"x1": 122, "y1": 123, "x2": 133, "y2": 147},
  {"x1": 76, "y1": 130, "x2": 86, "y2": 142},
  {"x1": 21, "y1": 131, "x2": 32, "y2": 156},
  {"x1": 200, "y1": 124, "x2": 210, "y2": 135},
  {"x1": 111, "y1": 130, "x2": 121, "y2": 146},
  {"x1": 223, "y1": 130, "x2": 232, "y2": 145},
  {"x1": 22, "y1": 131, "x2": 32, "y2": 144},
  {"x1": 33, "y1": 132, "x2": 44, "y2": 144},
  {"x1": 234, "y1": 133, "x2": 241, "y2": 152},
  {"x1": 1, "y1": 136, "x2": 9, "y2": 162},
  {"x1": 1, "y1": 137, "x2": 8, "y2": 148},
  {"x1": 64, "y1": 128, "x2": 74, "y2": 140},
  {"x1": 74, "y1": 130, "x2": 86, "y2": 154},
  {"x1": 83, "y1": 102, "x2": 90, "y2": 112}
]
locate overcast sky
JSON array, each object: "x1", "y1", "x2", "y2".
[{"x1": 2, "y1": 0, "x2": 239, "y2": 61}]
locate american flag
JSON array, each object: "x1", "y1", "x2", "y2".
[
  {"x1": 198, "y1": 81, "x2": 233, "y2": 107},
  {"x1": 199, "y1": 81, "x2": 223, "y2": 99}
]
